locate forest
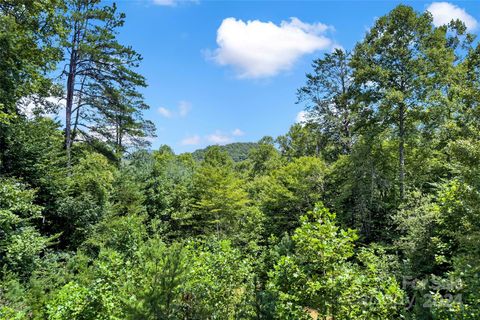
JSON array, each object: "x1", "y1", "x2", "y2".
[{"x1": 1, "y1": 1, "x2": 480, "y2": 319}]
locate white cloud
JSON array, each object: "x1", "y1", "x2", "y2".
[
  {"x1": 152, "y1": 0, "x2": 198, "y2": 7},
  {"x1": 206, "y1": 131, "x2": 232, "y2": 144},
  {"x1": 158, "y1": 101, "x2": 191, "y2": 118},
  {"x1": 181, "y1": 134, "x2": 201, "y2": 145},
  {"x1": 178, "y1": 100, "x2": 191, "y2": 117},
  {"x1": 232, "y1": 128, "x2": 245, "y2": 136},
  {"x1": 427, "y1": 2, "x2": 478, "y2": 31},
  {"x1": 296, "y1": 111, "x2": 308, "y2": 123},
  {"x1": 153, "y1": 0, "x2": 175, "y2": 5},
  {"x1": 209, "y1": 17, "x2": 334, "y2": 78},
  {"x1": 157, "y1": 107, "x2": 172, "y2": 118}
]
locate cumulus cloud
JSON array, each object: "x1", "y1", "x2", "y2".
[
  {"x1": 427, "y1": 2, "x2": 478, "y2": 31},
  {"x1": 206, "y1": 131, "x2": 232, "y2": 144},
  {"x1": 178, "y1": 100, "x2": 191, "y2": 117},
  {"x1": 152, "y1": 0, "x2": 198, "y2": 7},
  {"x1": 157, "y1": 107, "x2": 172, "y2": 118},
  {"x1": 209, "y1": 17, "x2": 334, "y2": 78},
  {"x1": 181, "y1": 134, "x2": 201, "y2": 145},
  {"x1": 232, "y1": 128, "x2": 245, "y2": 136}
]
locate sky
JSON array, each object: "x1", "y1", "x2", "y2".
[{"x1": 110, "y1": 0, "x2": 479, "y2": 153}]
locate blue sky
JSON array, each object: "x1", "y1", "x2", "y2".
[{"x1": 112, "y1": 0, "x2": 479, "y2": 153}]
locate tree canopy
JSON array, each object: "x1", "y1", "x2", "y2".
[{"x1": 1, "y1": 2, "x2": 480, "y2": 319}]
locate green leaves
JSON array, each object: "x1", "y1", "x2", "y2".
[
  {"x1": 54, "y1": 152, "x2": 116, "y2": 248},
  {"x1": 130, "y1": 240, "x2": 189, "y2": 319},
  {"x1": 253, "y1": 156, "x2": 326, "y2": 237},
  {"x1": 41, "y1": 239, "x2": 256, "y2": 320},
  {"x1": 351, "y1": 5, "x2": 461, "y2": 202},
  {"x1": 0, "y1": 0, "x2": 63, "y2": 116},
  {"x1": 2, "y1": 2, "x2": 480, "y2": 319},
  {"x1": 295, "y1": 48, "x2": 356, "y2": 160},
  {"x1": 268, "y1": 203, "x2": 403, "y2": 319},
  {"x1": 0, "y1": 179, "x2": 54, "y2": 278}
]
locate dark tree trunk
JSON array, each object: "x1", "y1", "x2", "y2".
[
  {"x1": 399, "y1": 102, "x2": 405, "y2": 201},
  {"x1": 65, "y1": 25, "x2": 80, "y2": 169}
]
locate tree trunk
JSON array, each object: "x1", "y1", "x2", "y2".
[
  {"x1": 399, "y1": 102, "x2": 405, "y2": 201},
  {"x1": 65, "y1": 25, "x2": 80, "y2": 169},
  {"x1": 340, "y1": 62, "x2": 351, "y2": 155},
  {"x1": 115, "y1": 116, "x2": 123, "y2": 163},
  {"x1": 65, "y1": 63, "x2": 75, "y2": 168}
]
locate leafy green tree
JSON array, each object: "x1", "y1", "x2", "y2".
[
  {"x1": 325, "y1": 133, "x2": 398, "y2": 241},
  {"x1": 268, "y1": 203, "x2": 404, "y2": 319},
  {"x1": 84, "y1": 213, "x2": 147, "y2": 258},
  {"x1": 110, "y1": 164, "x2": 148, "y2": 216},
  {"x1": 189, "y1": 147, "x2": 264, "y2": 249},
  {"x1": 352, "y1": 5, "x2": 459, "y2": 200},
  {"x1": 277, "y1": 123, "x2": 321, "y2": 160},
  {"x1": 79, "y1": 159, "x2": 149, "y2": 257},
  {"x1": 0, "y1": 118, "x2": 66, "y2": 227},
  {"x1": 144, "y1": 146, "x2": 196, "y2": 239},
  {"x1": 390, "y1": 137, "x2": 480, "y2": 318},
  {"x1": 253, "y1": 156, "x2": 326, "y2": 236},
  {"x1": 0, "y1": 0, "x2": 62, "y2": 120},
  {"x1": 0, "y1": 272, "x2": 29, "y2": 319},
  {"x1": 394, "y1": 191, "x2": 443, "y2": 277},
  {"x1": 23, "y1": 251, "x2": 77, "y2": 319},
  {"x1": 54, "y1": 152, "x2": 115, "y2": 248},
  {"x1": 460, "y1": 43, "x2": 480, "y2": 135},
  {"x1": 46, "y1": 249, "x2": 130, "y2": 320},
  {"x1": 296, "y1": 49, "x2": 356, "y2": 160},
  {"x1": 45, "y1": 281, "x2": 91, "y2": 319},
  {"x1": 43, "y1": 239, "x2": 257, "y2": 320},
  {"x1": 0, "y1": 179, "x2": 55, "y2": 278},
  {"x1": 191, "y1": 142, "x2": 258, "y2": 162},
  {"x1": 247, "y1": 136, "x2": 282, "y2": 177},
  {"x1": 181, "y1": 240, "x2": 256, "y2": 319}
]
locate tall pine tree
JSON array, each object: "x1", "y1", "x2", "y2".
[{"x1": 61, "y1": 0, "x2": 153, "y2": 165}]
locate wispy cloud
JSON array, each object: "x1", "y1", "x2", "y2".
[
  {"x1": 152, "y1": 0, "x2": 198, "y2": 7},
  {"x1": 158, "y1": 101, "x2": 192, "y2": 118},
  {"x1": 178, "y1": 100, "x2": 191, "y2": 117},
  {"x1": 427, "y1": 2, "x2": 478, "y2": 31},
  {"x1": 181, "y1": 134, "x2": 201, "y2": 145},
  {"x1": 157, "y1": 107, "x2": 172, "y2": 118},
  {"x1": 181, "y1": 129, "x2": 244, "y2": 147},
  {"x1": 207, "y1": 17, "x2": 334, "y2": 78},
  {"x1": 232, "y1": 128, "x2": 245, "y2": 136},
  {"x1": 206, "y1": 131, "x2": 232, "y2": 144}
]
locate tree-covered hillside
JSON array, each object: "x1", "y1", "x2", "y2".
[
  {"x1": 1, "y1": 1, "x2": 480, "y2": 319},
  {"x1": 191, "y1": 142, "x2": 258, "y2": 162}
]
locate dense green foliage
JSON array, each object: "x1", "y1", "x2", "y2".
[
  {"x1": 1, "y1": 2, "x2": 480, "y2": 319},
  {"x1": 191, "y1": 142, "x2": 258, "y2": 162}
]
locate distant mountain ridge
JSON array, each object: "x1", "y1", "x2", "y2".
[{"x1": 191, "y1": 142, "x2": 258, "y2": 162}]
